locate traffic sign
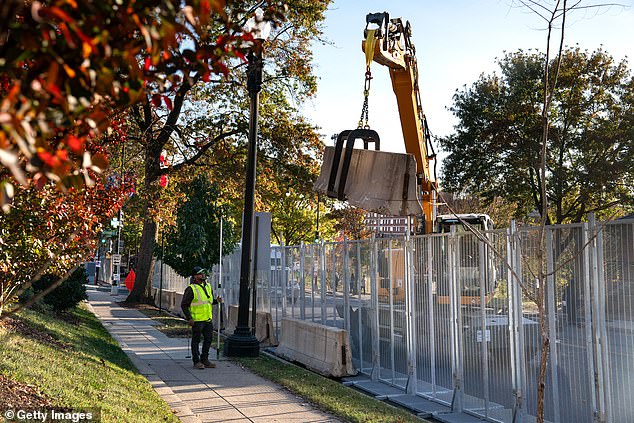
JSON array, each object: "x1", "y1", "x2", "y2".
[{"x1": 112, "y1": 254, "x2": 122, "y2": 265}]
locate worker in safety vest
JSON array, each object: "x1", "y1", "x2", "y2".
[{"x1": 181, "y1": 266, "x2": 221, "y2": 369}]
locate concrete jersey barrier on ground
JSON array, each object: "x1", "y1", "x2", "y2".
[
  {"x1": 224, "y1": 304, "x2": 278, "y2": 347},
  {"x1": 275, "y1": 317, "x2": 356, "y2": 378}
]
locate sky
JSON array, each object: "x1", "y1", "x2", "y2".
[{"x1": 302, "y1": 0, "x2": 634, "y2": 170}]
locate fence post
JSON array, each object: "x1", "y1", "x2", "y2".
[
  {"x1": 356, "y1": 241, "x2": 364, "y2": 373},
  {"x1": 478, "y1": 236, "x2": 490, "y2": 418},
  {"x1": 582, "y1": 222, "x2": 599, "y2": 418},
  {"x1": 546, "y1": 228, "x2": 561, "y2": 423},
  {"x1": 300, "y1": 242, "x2": 306, "y2": 320},
  {"x1": 310, "y1": 243, "x2": 316, "y2": 323},
  {"x1": 588, "y1": 213, "x2": 612, "y2": 423},
  {"x1": 343, "y1": 237, "x2": 351, "y2": 333},
  {"x1": 320, "y1": 240, "x2": 327, "y2": 325},
  {"x1": 289, "y1": 246, "x2": 295, "y2": 318},
  {"x1": 449, "y1": 225, "x2": 463, "y2": 412},
  {"x1": 388, "y1": 238, "x2": 396, "y2": 384},
  {"x1": 595, "y1": 216, "x2": 613, "y2": 423},
  {"x1": 370, "y1": 234, "x2": 381, "y2": 381},
  {"x1": 427, "y1": 236, "x2": 437, "y2": 398},
  {"x1": 281, "y1": 241, "x2": 287, "y2": 318},
  {"x1": 331, "y1": 243, "x2": 337, "y2": 326},
  {"x1": 508, "y1": 220, "x2": 526, "y2": 422},
  {"x1": 405, "y1": 231, "x2": 417, "y2": 394}
]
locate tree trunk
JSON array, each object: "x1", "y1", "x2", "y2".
[
  {"x1": 126, "y1": 213, "x2": 158, "y2": 304},
  {"x1": 536, "y1": 297, "x2": 550, "y2": 423}
]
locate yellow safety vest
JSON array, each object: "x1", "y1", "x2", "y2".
[{"x1": 190, "y1": 283, "x2": 213, "y2": 322}]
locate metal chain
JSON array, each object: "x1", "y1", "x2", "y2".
[{"x1": 357, "y1": 66, "x2": 372, "y2": 129}]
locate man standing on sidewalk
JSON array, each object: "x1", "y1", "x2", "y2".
[{"x1": 181, "y1": 266, "x2": 220, "y2": 369}]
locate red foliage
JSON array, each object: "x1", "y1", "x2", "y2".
[
  {"x1": 0, "y1": 171, "x2": 133, "y2": 290},
  {"x1": 0, "y1": 0, "x2": 272, "y2": 199}
]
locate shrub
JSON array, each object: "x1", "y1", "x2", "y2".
[{"x1": 29, "y1": 268, "x2": 88, "y2": 313}]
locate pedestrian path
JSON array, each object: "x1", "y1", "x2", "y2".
[{"x1": 86, "y1": 286, "x2": 340, "y2": 423}]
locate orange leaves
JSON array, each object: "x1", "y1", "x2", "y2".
[
  {"x1": 58, "y1": 22, "x2": 76, "y2": 48},
  {"x1": 36, "y1": 150, "x2": 59, "y2": 168},
  {"x1": 90, "y1": 153, "x2": 108, "y2": 170},
  {"x1": 200, "y1": 0, "x2": 212, "y2": 19},
  {"x1": 0, "y1": 175, "x2": 131, "y2": 291},
  {"x1": 62, "y1": 63, "x2": 76, "y2": 78},
  {"x1": 81, "y1": 41, "x2": 92, "y2": 58},
  {"x1": 66, "y1": 135, "x2": 84, "y2": 154},
  {"x1": 45, "y1": 6, "x2": 74, "y2": 24},
  {"x1": 1, "y1": 0, "x2": 287, "y2": 211}
]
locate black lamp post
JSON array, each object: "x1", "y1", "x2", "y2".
[
  {"x1": 224, "y1": 9, "x2": 270, "y2": 358},
  {"x1": 315, "y1": 192, "x2": 320, "y2": 241}
]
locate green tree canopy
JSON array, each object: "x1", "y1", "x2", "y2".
[
  {"x1": 439, "y1": 47, "x2": 634, "y2": 224},
  {"x1": 125, "y1": 0, "x2": 331, "y2": 303},
  {"x1": 158, "y1": 174, "x2": 237, "y2": 277}
]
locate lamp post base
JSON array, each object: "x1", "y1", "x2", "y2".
[{"x1": 223, "y1": 327, "x2": 260, "y2": 357}]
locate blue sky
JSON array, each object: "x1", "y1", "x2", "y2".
[{"x1": 302, "y1": 1, "x2": 634, "y2": 169}]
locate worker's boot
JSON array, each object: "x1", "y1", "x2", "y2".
[
  {"x1": 193, "y1": 362, "x2": 205, "y2": 369},
  {"x1": 201, "y1": 359, "x2": 216, "y2": 368}
]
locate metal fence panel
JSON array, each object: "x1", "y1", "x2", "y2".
[
  {"x1": 412, "y1": 234, "x2": 455, "y2": 405},
  {"x1": 602, "y1": 220, "x2": 634, "y2": 423},
  {"x1": 192, "y1": 215, "x2": 634, "y2": 423},
  {"x1": 548, "y1": 225, "x2": 594, "y2": 423}
]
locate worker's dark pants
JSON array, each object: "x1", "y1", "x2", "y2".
[{"x1": 191, "y1": 320, "x2": 213, "y2": 364}]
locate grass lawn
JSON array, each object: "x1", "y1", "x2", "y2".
[
  {"x1": 237, "y1": 354, "x2": 426, "y2": 423},
  {"x1": 137, "y1": 306, "x2": 428, "y2": 423},
  {"x1": 0, "y1": 305, "x2": 178, "y2": 423}
]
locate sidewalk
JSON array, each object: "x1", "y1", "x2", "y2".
[{"x1": 85, "y1": 286, "x2": 340, "y2": 423}]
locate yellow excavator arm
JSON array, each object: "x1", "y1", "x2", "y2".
[
  {"x1": 313, "y1": 11, "x2": 438, "y2": 234},
  {"x1": 363, "y1": 12, "x2": 437, "y2": 233}
]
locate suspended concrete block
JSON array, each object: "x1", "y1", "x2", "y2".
[{"x1": 314, "y1": 146, "x2": 422, "y2": 216}]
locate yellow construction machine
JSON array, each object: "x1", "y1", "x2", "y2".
[
  {"x1": 314, "y1": 11, "x2": 437, "y2": 233},
  {"x1": 315, "y1": 12, "x2": 499, "y2": 306}
]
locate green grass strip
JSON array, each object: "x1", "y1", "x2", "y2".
[
  {"x1": 0, "y1": 305, "x2": 178, "y2": 423},
  {"x1": 237, "y1": 354, "x2": 427, "y2": 423}
]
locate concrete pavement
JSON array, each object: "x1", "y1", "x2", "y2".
[{"x1": 85, "y1": 286, "x2": 340, "y2": 423}]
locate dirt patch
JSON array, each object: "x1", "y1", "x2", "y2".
[
  {"x1": 116, "y1": 302, "x2": 191, "y2": 338},
  {"x1": 0, "y1": 374, "x2": 54, "y2": 411},
  {"x1": 0, "y1": 317, "x2": 71, "y2": 350},
  {"x1": 117, "y1": 302, "x2": 157, "y2": 311},
  {"x1": 159, "y1": 327, "x2": 191, "y2": 338}
]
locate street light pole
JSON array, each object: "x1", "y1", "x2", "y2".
[
  {"x1": 315, "y1": 192, "x2": 320, "y2": 241},
  {"x1": 224, "y1": 10, "x2": 270, "y2": 358}
]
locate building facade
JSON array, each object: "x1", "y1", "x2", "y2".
[{"x1": 363, "y1": 212, "x2": 411, "y2": 236}]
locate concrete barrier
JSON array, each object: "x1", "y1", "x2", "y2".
[
  {"x1": 275, "y1": 317, "x2": 356, "y2": 378},
  {"x1": 151, "y1": 288, "x2": 184, "y2": 317},
  {"x1": 225, "y1": 305, "x2": 278, "y2": 347}
]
